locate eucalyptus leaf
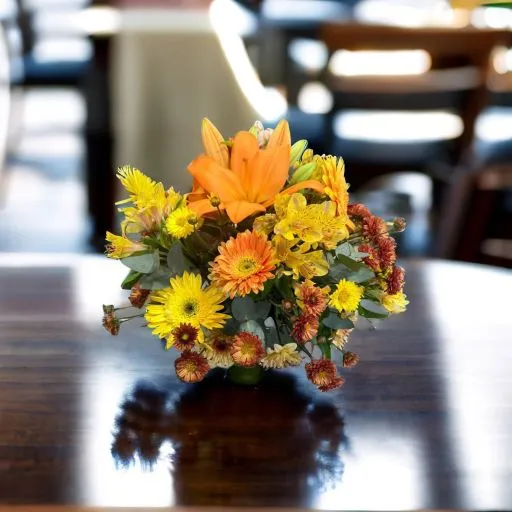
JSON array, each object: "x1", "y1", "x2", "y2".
[
  {"x1": 322, "y1": 310, "x2": 355, "y2": 330},
  {"x1": 263, "y1": 317, "x2": 280, "y2": 347},
  {"x1": 347, "y1": 267, "x2": 375, "y2": 284},
  {"x1": 335, "y1": 254, "x2": 366, "y2": 271},
  {"x1": 359, "y1": 299, "x2": 389, "y2": 319},
  {"x1": 328, "y1": 263, "x2": 351, "y2": 282},
  {"x1": 239, "y1": 320, "x2": 266, "y2": 342},
  {"x1": 166, "y1": 243, "x2": 195, "y2": 274},
  {"x1": 139, "y1": 268, "x2": 174, "y2": 290},
  {"x1": 232, "y1": 296, "x2": 271, "y2": 322},
  {"x1": 121, "y1": 270, "x2": 142, "y2": 290},
  {"x1": 121, "y1": 251, "x2": 159, "y2": 274},
  {"x1": 336, "y1": 242, "x2": 352, "y2": 257}
]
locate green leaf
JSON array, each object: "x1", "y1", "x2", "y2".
[
  {"x1": 328, "y1": 263, "x2": 351, "y2": 282},
  {"x1": 232, "y1": 297, "x2": 271, "y2": 322},
  {"x1": 347, "y1": 267, "x2": 375, "y2": 284},
  {"x1": 322, "y1": 310, "x2": 355, "y2": 330},
  {"x1": 318, "y1": 341, "x2": 331, "y2": 360},
  {"x1": 359, "y1": 299, "x2": 389, "y2": 319},
  {"x1": 138, "y1": 269, "x2": 173, "y2": 290},
  {"x1": 335, "y1": 254, "x2": 366, "y2": 271},
  {"x1": 239, "y1": 320, "x2": 266, "y2": 342},
  {"x1": 336, "y1": 242, "x2": 352, "y2": 257},
  {"x1": 166, "y1": 243, "x2": 195, "y2": 274},
  {"x1": 275, "y1": 275, "x2": 294, "y2": 301},
  {"x1": 121, "y1": 251, "x2": 159, "y2": 274},
  {"x1": 256, "y1": 279, "x2": 275, "y2": 300},
  {"x1": 121, "y1": 270, "x2": 142, "y2": 290}
]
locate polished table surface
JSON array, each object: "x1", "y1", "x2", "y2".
[{"x1": 0, "y1": 254, "x2": 511, "y2": 509}]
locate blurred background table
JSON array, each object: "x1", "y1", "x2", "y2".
[{"x1": 0, "y1": 254, "x2": 511, "y2": 508}]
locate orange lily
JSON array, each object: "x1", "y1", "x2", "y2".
[{"x1": 187, "y1": 119, "x2": 325, "y2": 224}]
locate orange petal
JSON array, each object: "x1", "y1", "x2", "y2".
[
  {"x1": 230, "y1": 131, "x2": 259, "y2": 191},
  {"x1": 262, "y1": 180, "x2": 326, "y2": 207},
  {"x1": 201, "y1": 118, "x2": 229, "y2": 167},
  {"x1": 267, "y1": 119, "x2": 291, "y2": 148},
  {"x1": 188, "y1": 155, "x2": 245, "y2": 202},
  {"x1": 250, "y1": 144, "x2": 290, "y2": 204},
  {"x1": 225, "y1": 201, "x2": 266, "y2": 224},
  {"x1": 188, "y1": 198, "x2": 219, "y2": 217}
]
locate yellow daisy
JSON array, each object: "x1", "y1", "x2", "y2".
[
  {"x1": 116, "y1": 165, "x2": 158, "y2": 209},
  {"x1": 145, "y1": 272, "x2": 230, "y2": 343},
  {"x1": 261, "y1": 343, "x2": 302, "y2": 369},
  {"x1": 329, "y1": 279, "x2": 364, "y2": 313},
  {"x1": 382, "y1": 291, "x2": 409, "y2": 314},
  {"x1": 105, "y1": 232, "x2": 147, "y2": 258},
  {"x1": 166, "y1": 206, "x2": 199, "y2": 239}
]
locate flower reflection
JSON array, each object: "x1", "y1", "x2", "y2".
[{"x1": 111, "y1": 371, "x2": 347, "y2": 506}]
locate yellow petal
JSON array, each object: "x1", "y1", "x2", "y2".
[{"x1": 201, "y1": 118, "x2": 229, "y2": 167}]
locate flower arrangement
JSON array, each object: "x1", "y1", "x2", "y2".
[{"x1": 102, "y1": 119, "x2": 408, "y2": 392}]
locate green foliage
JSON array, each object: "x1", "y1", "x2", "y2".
[
  {"x1": 121, "y1": 251, "x2": 159, "y2": 274},
  {"x1": 232, "y1": 297, "x2": 271, "y2": 322},
  {"x1": 359, "y1": 299, "x2": 389, "y2": 319},
  {"x1": 322, "y1": 309, "x2": 355, "y2": 330},
  {"x1": 139, "y1": 269, "x2": 174, "y2": 290},
  {"x1": 166, "y1": 243, "x2": 195, "y2": 274},
  {"x1": 121, "y1": 270, "x2": 142, "y2": 290},
  {"x1": 336, "y1": 242, "x2": 369, "y2": 259},
  {"x1": 346, "y1": 267, "x2": 375, "y2": 284}
]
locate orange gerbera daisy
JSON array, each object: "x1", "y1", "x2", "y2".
[
  {"x1": 210, "y1": 230, "x2": 276, "y2": 298},
  {"x1": 187, "y1": 119, "x2": 325, "y2": 224},
  {"x1": 175, "y1": 351, "x2": 210, "y2": 383},
  {"x1": 231, "y1": 332, "x2": 266, "y2": 367}
]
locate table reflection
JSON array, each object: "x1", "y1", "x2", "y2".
[{"x1": 111, "y1": 371, "x2": 347, "y2": 507}]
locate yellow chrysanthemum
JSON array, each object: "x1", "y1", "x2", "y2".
[
  {"x1": 145, "y1": 272, "x2": 230, "y2": 343},
  {"x1": 210, "y1": 230, "x2": 276, "y2": 298},
  {"x1": 382, "y1": 291, "x2": 409, "y2": 314},
  {"x1": 166, "y1": 207, "x2": 199, "y2": 239},
  {"x1": 105, "y1": 232, "x2": 146, "y2": 258},
  {"x1": 261, "y1": 343, "x2": 302, "y2": 369},
  {"x1": 273, "y1": 237, "x2": 328, "y2": 279},
  {"x1": 329, "y1": 279, "x2": 364, "y2": 313},
  {"x1": 116, "y1": 165, "x2": 158, "y2": 209}
]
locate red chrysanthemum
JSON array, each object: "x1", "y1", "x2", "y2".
[
  {"x1": 294, "y1": 280, "x2": 329, "y2": 316},
  {"x1": 387, "y1": 265, "x2": 405, "y2": 294},
  {"x1": 231, "y1": 331, "x2": 265, "y2": 367},
  {"x1": 129, "y1": 283, "x2": 150, "y2": 308},
  {"x1": 359, "y1": 243, "x2": 381, "y2": 273},
  {"x1": 343, "y1": 351, "x2": 360, "y2": 368},
  {"x1": 305, "y1": 359, "x2": 345, "y2": 392},
  {"x1": 291, "y1": 313, "x2": 319, "y2": 343},
  {"x1": 171, "y1": 323, "x2": 200, "y2": 351},
  {"x1": 175, "y1": 351, "x2": 209, "y2": 383},
  {"x1": 348, "y1": 203, "x2": 371, "y2": 219},
  {"x1": 363, "y1": 215, "x2": 387, "y2": 240},
  {"x1": 376, "y1": 236, "x2": 397, "y2": 270}
]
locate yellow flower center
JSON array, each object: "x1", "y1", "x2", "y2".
[{"x1": 236, "y1": 256, "x2": 258, "y2": 276}]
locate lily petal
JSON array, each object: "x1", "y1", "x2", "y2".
[
  {"x1": 230, "y1": 131, "x2": 259, "y2": 192},
  {"x1": 262, "y1": 180, "x2": 326, "y2": 207},
  {"x1": 188, "y1": 155, "x2": 246, "y2": 202},
  {"x1": 250, "y1": 144, "x2": 290, "y2": 204},
  {"x1": 188, "y1": 198, "x2": 219, "y2": 217},
  {"x1": 201, "y1": 118, "x2": 229, "y2": 167},
  {"x1": 267, "y1": 119, "x2": 291, "y2": 148},
  {"x1": 225, "y1": 200, "x2": 266, "y2": 224}
]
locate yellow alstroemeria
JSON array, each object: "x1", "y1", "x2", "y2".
[
  {"x1": 273, "y1": 237, "x2": 329, "y2": 279},
  {"x1": 105, "y1": 232, "x2": 147, "y2": 259},
  {"x1": 187, "y1": 119, "x2": 325, "y2": 224}
]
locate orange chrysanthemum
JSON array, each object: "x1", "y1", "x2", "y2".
[
  {"x1": 171, "y1": 323, "x2": 200, "y2": 352},
  {"x1": 210, "y1": 230, "x2": 276, "y2": 298},
  {"x1": 175, "y1": 351, "x2": 210, "y2": 383},
  {"x1": 377, "y1": 236, "x2": 397, "y2": 271},
  {"x1": 348, "y1": 203, "x2": 371, "y2": 219},
  {"x1": 294, "y1": 280, "x2": 329, "y2": 317},
  {"x1": 305, "y1": 360, "x2": 345, "y2": 392},
  {"x1": 231, "y1": 332, "x2": 265, "y2": 367},
  {"x1": 387, "y1": 265, "x2": 405, "y2": 294},
  {"x1": 291, "y1": 313, "x2": 319, "y2": 343},
  {"x1": 343, "y1": 351, "x2": 360, "y2": 368},
  {"x1": 363, "y1": 216, "x2": 387, "y2": 240},
  {"x1": 359, "y1": 243, "x2": 381, "y2": 273}
]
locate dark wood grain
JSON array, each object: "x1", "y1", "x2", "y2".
[{"x1": 0, "y1": 255, "x2": 511, "y2": 509}]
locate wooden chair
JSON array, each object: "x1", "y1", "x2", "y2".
[{"x1": 316, "y1": 23, "x2": 510, "y2": 193}]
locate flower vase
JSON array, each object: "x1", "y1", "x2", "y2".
[{"x1": 227, "y1": 365, "x2": 264, "y2": 386}]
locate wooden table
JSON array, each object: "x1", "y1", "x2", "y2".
[{"x1": 0, "y1": 255, "x2": 511, "y2": 509}]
